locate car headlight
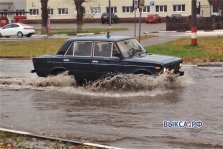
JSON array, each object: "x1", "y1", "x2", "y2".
[{"x1": 180, "y1": 63, "x2": 182, "y2": 68}]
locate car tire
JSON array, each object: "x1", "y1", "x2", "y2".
[
  {"x1": 51, "y1": 69, "x2": 66, "y2": 76},
  {"x1": 75, "y1": 76, "x2": 85, "y2": 86},
  {"x1": 102, "y1": 21, "x2": 104, "y2": 24},
  {"x1": 0, "y1": 33, "x2": 2, "y2": 38},
  {"x1": 146, "y1": 22, "x2": 148, "y2": 24},
  {"x1": 17, "y1": 32, "x2": 23, "y2": 38}
]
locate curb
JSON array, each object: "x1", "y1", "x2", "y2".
[
  {"x1": 157, "y1": 30, "x2": 223, "y2": 33},
  {"x1": 0, "y1": 128, "x2": 123, "y2": 149},
  {"x1": 183, "y1": 64, "x2": 223, "y2": 67},
  {"x1": 76, "y1": 33, "x2": 95, "y2": 36}
]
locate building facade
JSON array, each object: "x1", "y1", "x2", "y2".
[{"x1": 0, "y1": 0, "x2": 215, "y2": 22}]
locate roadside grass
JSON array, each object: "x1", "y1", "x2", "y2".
[
  {"x1": 0, "y1": 39, "x2": 66, "y2": 57},
  {"x1": 1, "y1": 36, "x2": 223, "y2": 63},
  {"x1": 0, "y1": 35, "x2": 155, "y2": 58},
  {"x1": 145, "y1": 36, "x2": 223, "y2": 63},
  {"x1": 36, "y1": 28, "x2": 128, "y2": 35},
  {"x1": 0, "y1": 132, "x2": 95, "y2": 149}
]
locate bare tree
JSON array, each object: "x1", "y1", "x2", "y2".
[
  {"x1": 40, "y1": 0, "x2": 49, "y2": 34},
  {"x1": 74, "y1": 0, "x2": 85, "y2": 33}
]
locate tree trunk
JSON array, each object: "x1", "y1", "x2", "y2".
[
  {"x1": 74, "y1": 0, "x2": 85, "y2": 33},
  {"x1": 41, "y1": 0, "x2": 48, "y2": 34},
  {"x1": 220, "y1": 0, "x2": 223, "y2": 16}
]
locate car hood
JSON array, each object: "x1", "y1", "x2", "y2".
[{"x1": 126, "y1": 54, "x2": 182, "y2": 65}]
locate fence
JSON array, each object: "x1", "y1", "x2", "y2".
[{"x1": 166, "y1": 15, "x2": 223, "y2": 31}]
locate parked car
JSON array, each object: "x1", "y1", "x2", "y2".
[
  {"x1": 0, "y1": 23, "x2": 35, "y2": 38},
  {"x1": 146, "y1": 14, "x2": 162, "y2": 23},
  {"x1": 170, "y1": 14, "x2": 184, "y2": 22},
  {"x1": 31, "y1": 36, "x2": 184, "y2": 85},
  {"x1": 101, "y1": 13, "x2": 119, "y2": 24}
]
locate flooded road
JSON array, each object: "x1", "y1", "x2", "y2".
[{"x1": 0, "y1": 59, "x2": 223, "y2": 148}]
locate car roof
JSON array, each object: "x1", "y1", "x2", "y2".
[
  {"x1": 57, "y1": 36, "x2": 135, "y2": 55},
  {"x1": 4, "y1": 23, "x2": 28, "y2": 26},
  {"x1": 67, "y1": 35, "x2": 134, "y2": 42}
]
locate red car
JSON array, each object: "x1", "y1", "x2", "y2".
[{"x1": 146, "y1": 14, "x2": 162, "y2": 23}]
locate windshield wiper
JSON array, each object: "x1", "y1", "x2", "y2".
[{"x1": 128, "y1": 48, "x2": 147, "y2": 57}]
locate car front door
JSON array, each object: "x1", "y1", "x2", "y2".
[
  {"x1": 90, "y1": 41, "x2": 123, "y2": 80},
  {"x1": 1, "y1": 24, "x2": 13, "y2": 36}
]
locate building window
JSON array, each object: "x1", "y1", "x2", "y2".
[
  {"x1": 173, "y1": 4, "x2": 185, "y2": 12},
  {"x1": 48, "y1": 9, "x2": 53, "y2": 15},
  {"x1": 58, "y1": 8, "x2": 68, "y2": 15},
  {"x1": 30, "y1": 9, "x2": 39, "y2": 15},
  {"x1": 106, "y1": 7, "x2": 117, "y2": 13},
  {"x1": 16, "y1": 9, "x2": 25, "y2": 15},
  {"x1": 155, "y1": 5, "x2": 167, "y2": 12},
  {"x1": 142, "y1": 6, "x2": 150, "y2": 13},
  {"x1": 90, "y1": 7, "x2": 101, "y2": 14},
  {"x1": 122, "y1": 6, "x2": 133, "y2": 13}
]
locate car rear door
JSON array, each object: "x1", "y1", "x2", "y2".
[
  {"x1": 90, "y1": 41, "x2": 123, "y2": 80},
  {"x1": 63, "y1": 41, "x2": 93, "y2": 80},
  {"x1": 11, "y1": 24, "x2": 20, "y2": 35}
]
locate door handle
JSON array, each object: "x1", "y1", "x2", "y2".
[
  {"x1": 63, "y1": 59, "x2": 70, "y2": 62},
  {"x1": 92, "y1": 60, "x2": 99, "y2": 63}
]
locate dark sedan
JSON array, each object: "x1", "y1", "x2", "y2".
[
  {"x1": 32, "y1": 36, "x2": 184, "y2": 84},
  {"x1": 101, "y1": 13, "x2": 119, "y2": 24}
]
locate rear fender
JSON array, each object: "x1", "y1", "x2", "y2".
[{"x1": 50, "y1": 67, "x2": 68, "y2": 75}]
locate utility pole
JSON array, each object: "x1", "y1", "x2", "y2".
[
  {"x1": 138, "y1": 8, "x2": 142, "y2": 43},
  {"x1": 138, "y1": 0, "x2": 145, "y2": 43},
  {"x1": 191, "y1": 0, "x2": 197, "y2": 46},
  {"x1": 133, "y1": 0, "x2": 138, "y2": 37},
  {"x1": 108, "y1": 0, "x2": 111, "y2": 33}
]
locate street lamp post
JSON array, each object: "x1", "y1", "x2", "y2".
[{"x1": 109, "y1": 0, "x2": 111, "y2": 32}]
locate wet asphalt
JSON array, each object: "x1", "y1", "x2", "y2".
[{"x1": 0, "y1": 59, "x2": 223, "y2": 148}]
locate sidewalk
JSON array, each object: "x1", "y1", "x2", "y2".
[{"x1": 140, "y1": 29, "x2": 223, "y2": 47}]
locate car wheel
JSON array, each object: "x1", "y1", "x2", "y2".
[
  {"x1": 102, "y1": 21, "x2": 104, "y2": 24},
  {"x1": 51, "y1": 69, "x2": 66, "y2": 76},
  {"x1": 146, "y1": 22, "x2": 148, "y2": 24},
  {"x1": 0, "y1": 33, "x2": 2, "y2": 38},
  {"x1": 17, "y1": 32, "x2": 23, "y2": 38},
  {"x1": 74, "y1": 76, "x2": 85, "y2": 86}
]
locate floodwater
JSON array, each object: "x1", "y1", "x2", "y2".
[{"x1": 0, "y1": 59, "x2": 223, "y2": 148}]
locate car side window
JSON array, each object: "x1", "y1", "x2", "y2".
[
  {"x1": 73, "y1": 42, "x2": 92, "y2": 56},
  {"x1": 65, "y1": 43, "x2": 74, "y2": 56},
  {"x1": 112, "y1": 44, "x2": 120, "y2": 57},
  {"x1": 12, "y1": 24, "x2": 19, "y2": 28},
  {"x1": 94, "y1": 42, "x2": 112, "y2": 57},
  {"x1": 3, "y1": 24, "x2": 12, "y2": 29}
]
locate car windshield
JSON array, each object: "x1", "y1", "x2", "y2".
[{"x1": 117, "y1": 39, "x2": 147, "y2": 57}]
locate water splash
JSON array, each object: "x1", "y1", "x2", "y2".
[
  {"x1": 85, "y1": 74, "x2": 178, "y2": 92},
  {"x1": 0, "y1": 73, "x2": 192, "y2": 97}
]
